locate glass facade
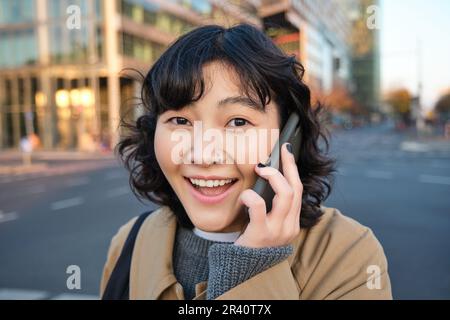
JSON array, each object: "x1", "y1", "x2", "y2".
[
  {"x1": 48, "y1": 22, "x2": 91, "y2": 64},
  {"x1": 47, "y1": 0, "x2": 89, "y2": 19},
  {"x1": 0, "y1": 75, "x2": 41, "y2": 148},
  {"x1": 47, "y1": 0, "x2": 104, "y2": 64},
  {"x1": 121, "y1": 32, "x2": 165, "y2": 62},
  {"x1": 0, "y1": 28, "x2": 38, "y2": 68},
  {"x1": 171, "y1": 0, "x2": 212, "y2": 16},
  {"x1": 47, "y1": 0, "x2": 103, "y2": 19},
  {"x1": 120, "y1": 0, "x2": 196, "y2": 36},
  {"x1": 0, "y1": 0, "x2": 35, "y2": 24},
  {"x1": 0, "y1": 0, "x2": 259, "y2": 150}
]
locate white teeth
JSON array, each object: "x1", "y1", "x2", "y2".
[{"x1": 189, "y1": 178, "x2": 234, "y2": 188}]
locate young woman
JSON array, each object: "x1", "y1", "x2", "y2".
[{"x1": 100, "y1": 24, "x2": 392, "y2": 300}]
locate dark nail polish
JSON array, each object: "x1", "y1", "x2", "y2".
[
  {"x1": 286, "y1": 143, "x2": 293, "y2": 154},
  {"x1": 257, "y1": 162, "x2": 266, "y2": 168}
]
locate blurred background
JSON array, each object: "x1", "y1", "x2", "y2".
[{"x1": 0, "y1": 0, "x2": 449, "y2": 300}]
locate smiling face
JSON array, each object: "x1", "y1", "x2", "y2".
[{"x1": 154, "y1": 61, "x2": 281, "y2": 232}]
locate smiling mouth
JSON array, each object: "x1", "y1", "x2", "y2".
[{"x1": 184, "y1": 177, "x2": 238, "y2": 197}]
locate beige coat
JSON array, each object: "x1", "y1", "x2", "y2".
[{"x1": 100, "y1": 205, "x2": 392, "y2": 299}]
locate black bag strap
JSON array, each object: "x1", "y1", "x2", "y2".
[{"x1": 101, "y1": 209, "x2": 155, "y2": 300}]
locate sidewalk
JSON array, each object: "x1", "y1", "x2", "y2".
[
  {"x1": 0, "y1": 149, "x2": 115, "y2": 161},
  {"x1": 0, "y1": 149, "x2": 118, "y2": 177}
]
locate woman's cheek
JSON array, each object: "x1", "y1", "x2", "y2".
[
  {"x1": 154, "y1": 126, "x2": 175, "y2": 173},
  {"x1": 154, "y1": 126, "x2": 163, "y2": 164},
  {"x1": 239, "y1": 163, "x2": 258, "y2": 189}
]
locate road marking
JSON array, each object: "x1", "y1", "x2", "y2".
[
  {"x1": 51, "y1": 197, "x2": 84, "y2": 210},
  {"x1": 106, "y1": 186, "x2": 131, "y2": 198},
  {"x1": 0, "y1": 288, "x2": 99, "y2": 300},
  {"x1": 65, "y1": 177, "x2": 90, "y2": 187},
  {"x1": 365, "y1": 170, "x2": 393, "y2": 180},
  {"x1": 400, "y1": 141, "x2": 430, "y2": 152},
  {"x1": 51, "y1": 293, "x2": 98, "y2": 300},
  {"x1": 419, "y1": 174, "x2": 450, "y2": 186},
  {"x1": 0, "y1": 288, "x2": 48, "y2": 300},
  {"x1": 0, "y1": 211, "x2": 18, "y2": 223}
]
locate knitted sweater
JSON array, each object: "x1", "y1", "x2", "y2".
[{"x1": 172, "y1": 225, "x2": 293, "y2": 300}]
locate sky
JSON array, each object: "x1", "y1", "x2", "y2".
[{"x1": 380, "y1": 0, "x2": 450, "y2": 110}]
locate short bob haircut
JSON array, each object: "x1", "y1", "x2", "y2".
[{"x1": 117, "y1": 23, "x2": 335, "y2": 229}]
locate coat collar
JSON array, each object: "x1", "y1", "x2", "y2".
[{"x1": 128, "y1": 205, "x2": 309, "y2": 299}]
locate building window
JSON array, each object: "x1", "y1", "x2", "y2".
[
  {"x1": 120, "y1": 32, "x2": 165, "y2": 63},
  {"x1": 48, "y1": 0, "x2": 89, "y2": 19},
  {"x1": 0, "y1": 29, "x2": 38, "y2": 68},
  {"x1": 49, "y1": 22, "x2": 90, "y2": 64},
  {"x1": 119, "y1": 0, "x2": 195, "y2": 36},
  {"x1": 0, "y1": 0, "x2": 35, "y2": 24}
]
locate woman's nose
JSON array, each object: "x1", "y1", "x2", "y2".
[
  {"x1": 188, "y1": 145, "x2": 224, "y2": 165},
  {"x1": 187, "y1": 128, "x2": 225, "y2": 165}
]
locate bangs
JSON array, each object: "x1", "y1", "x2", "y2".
[{"x1": 142, "y1": 24, "x2": 297, "y2": 117}]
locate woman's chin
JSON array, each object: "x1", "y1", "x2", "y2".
[{"x1": 187, "y1": 211, "x2": 241, "y2": 233}]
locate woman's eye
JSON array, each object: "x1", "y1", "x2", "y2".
[
  {"x1": 228, "y1": 118, "x2": 249, "y2": 127},
  {"x1": 169, "y1": 117, "x2": 191, "y2": 125}
]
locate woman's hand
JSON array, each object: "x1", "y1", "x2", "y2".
[{"x1": 234, "y1": 142, "x2": 303, "y2": 248}]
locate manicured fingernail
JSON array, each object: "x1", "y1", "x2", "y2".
[
  {"x1": 257, "y1": 162, "x2": 266, "y2": 168},
  {"x1": 286, "y1": 143, "x2": 293, "y2": 154}
]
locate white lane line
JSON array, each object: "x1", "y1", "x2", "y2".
[
  {"x1": 0, "y1": 288, "x2": 98, "y2": 300},
  {"x1": 365, "y1": 170, "x2": 393, "y2": 180},
  {"x1": 51, "y1": 293, "x2": 98, "y2": 300},
  {"x1": 65, "y1": 177, "x2": 90, "y2": 187},
  {"x1": 106, "y1": 186, "x2": 131, "y2": 198},
  {"x1": 0, "y1": 211, "x2": 18, "y2": 224},
  {"x1": 0, "y1": 288, "x2": 48, "y2": 300},
  {"x1": 400, "y1": 141, "x2": 430, "y2": 152},
  {"x1": 419, "y1": 174, "x2": 450, "y2": 186},
  {"x1": 51, "y1": 197, "x2": 84, "y2": 211},
  {"x1": 104, "y1": 171, "x2": 126, "y2": 180}
]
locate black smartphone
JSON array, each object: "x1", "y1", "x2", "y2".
[{"x1": 250, "y1": 111, "x2": 301, "y2": 213}]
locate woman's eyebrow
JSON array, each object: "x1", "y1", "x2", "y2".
[{"x1": 217, "y1": 96, "x2": 265, "y2": 112}]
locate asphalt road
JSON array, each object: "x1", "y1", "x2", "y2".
[
  {"x1": 0, "y1": 124, "x2": 449, "y2": 299},
  {"x1": 326, "y1": 125, "x2": 450, "y2": 299}
]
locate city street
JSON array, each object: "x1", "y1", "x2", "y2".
[
  {"x1": 327, "y1": 124, "x2": 450, "y2": 299},
  {"x1": 0, "y1": 124, "x2": 449, "y2": 299}
]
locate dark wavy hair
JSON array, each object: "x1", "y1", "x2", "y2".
[{"x1": 116, "y1": 23, "x2": 336, "y2": 229}]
